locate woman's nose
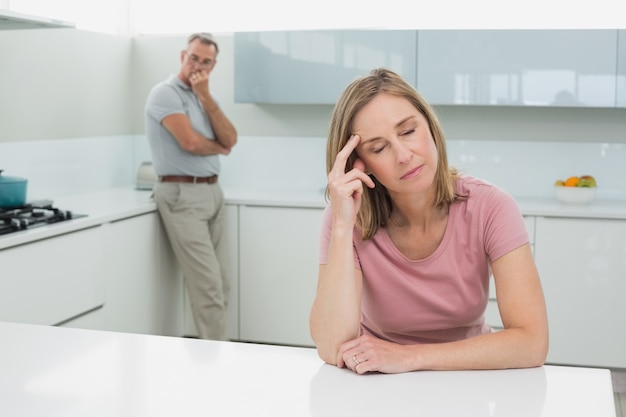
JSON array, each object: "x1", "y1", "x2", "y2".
[{"x1": 394, "y1": 141, "x2": 413, "y2": 164}]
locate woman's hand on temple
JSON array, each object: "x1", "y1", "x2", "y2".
[{"x1": 327, "y1": 135, "x2": 375, "y2": 227}]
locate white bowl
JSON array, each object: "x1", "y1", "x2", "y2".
[{"x1": 554, "y1": 186, "x2": 596, "y2": 205}]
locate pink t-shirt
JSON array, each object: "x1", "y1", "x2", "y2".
[{"x1": 318, "y1": 176, "x2": 528, "y2": 345}]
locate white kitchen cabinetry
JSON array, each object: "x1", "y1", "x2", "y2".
[
  {"x1": 484, "y1": 216, "x2": 535, "y2": 330},
  {"x1": 617, "y1": 30, "x2": 626, "y2": 107},
  {"x1": 238, "y1": 205, "x2": 323, "y2": 346},
  {"x1": 0, "y1": 226, "x2": 105, "y2": 328},
  {"x1": 534, "y1": 216, "x2": 626, "y2": 368},
  {"x1": 102, "y1": 212, "x2": 184, "y2": 336},
  {"x1": 234, "y1": 30, "x2": 417, "y2": 104},
  {"x1": 183, "y1": 204, "x2": 240, "y2": 341},
  {"x1": 417, "y1": 30, "x2": 618, "y2": 107}
]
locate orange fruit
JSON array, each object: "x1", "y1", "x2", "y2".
[{"x1": 564, "y1": 176, "x2": 580, "y2": 187}]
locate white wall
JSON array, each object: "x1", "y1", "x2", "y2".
[{"x1": 0, "y1": 28, "x2": 132, "y2": 142}]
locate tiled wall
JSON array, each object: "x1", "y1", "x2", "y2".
[{"x1": 2, "y1": 136, "x2": 625, "y2": 202}]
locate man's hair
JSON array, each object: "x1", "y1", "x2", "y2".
[{"x1": 187, "y1": 32, "x2": 219, "y2": 55}]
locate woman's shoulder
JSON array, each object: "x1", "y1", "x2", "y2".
[
  {"x1": 453, "y1": 176, "x2": 518, "y2": 212},
  {"x1": 455, "y1": 176, "x2": 509, "y2": 198}
]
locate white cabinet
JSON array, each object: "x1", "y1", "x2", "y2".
[
  {"x1": 183, "y1": 204, "x2": 240, "y2": 341},
  {"x1": 417, "y1": 30, "x2": 618, "y2": 107},
  {"x1": 534, "y1": 217, "x2": 626, "y2": 368},
  {"x1": 617, "y1": 30, "x2": 626, "y2": 107},
  {"x1": 0, "y1": 226, "x2": 105, "y2": 327},
  {"x1": 102, "y1": 213, "x2": 183, "y2": 336},
  {"x1": 238, "y1": 205, "x2": 323, "y2": 346},
  {"x1": 484, "y1": 216, "x2": 535, "y2": 330},
  {"x1": 235, "y1": 30, "x2": 417, "y2": 104}
]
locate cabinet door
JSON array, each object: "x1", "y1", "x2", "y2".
[
  {"x1": 534, "y1": 217, "x2": 626, "y2": 368},
  {"x1": 235, "y1": 30, "x2": 417, "y2": 104},
  {"x1": 102, "y1": 213, "x2": 164, "y2": 335},
  {"x1": 617, "y1": 30, "x2": 626, "y2": 107},
  {"x1": 417, "y1": 30, "x2": 618, "y2": 107},
  {"x1": 183, "y1": 204, "x2": 239, "y2": 340},
  {"x1": 239, "y1": 206, "x2": 323, "y2": 346},
  {"x1": 0, "y1": 226, "x2": 105, "y2": 326}
]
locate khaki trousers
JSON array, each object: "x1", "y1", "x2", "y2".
[{"x1": 153, "y1": 181, "x2": 229, "y2": 340}]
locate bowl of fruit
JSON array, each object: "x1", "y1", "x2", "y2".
[{"x1": 554, "y1": 175, "x2": 597, "y2": 204}]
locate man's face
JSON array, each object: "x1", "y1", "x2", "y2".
[{"x1": 181, "y1": 39, "x2": 217, "y2": 80}]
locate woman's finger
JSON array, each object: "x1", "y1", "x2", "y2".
[{"x1": 330, "y1": 135, "x2": 360, "y2": 175}]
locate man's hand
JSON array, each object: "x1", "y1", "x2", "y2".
[{"x1": 189, "y1": 70, "x2": 210, "y2": 99}]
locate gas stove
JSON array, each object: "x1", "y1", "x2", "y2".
[{"x1": 0, "y1": 200, "x2": 87, "y2": 236}]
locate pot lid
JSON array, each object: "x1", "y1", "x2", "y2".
[{"x1": 0, "y1": 170, "x2": 27, "y2": 183}]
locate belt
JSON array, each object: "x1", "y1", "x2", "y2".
[{"x1": 159, "y1": 175, "x2": 218, "y2": 184}]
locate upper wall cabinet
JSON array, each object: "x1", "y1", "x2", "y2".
[
  {"x1": 617, "y1": 30, "x2": 626, "y2": 108},
  {"x1": 0, "y1": 9, "x2": 74, "y2": 30},
  {"x1": 417, "y1": 30, "x2": 618, "y2": 107},
  {"x1": 234, "y1": 30, "x2": 417, "y2": 104}
]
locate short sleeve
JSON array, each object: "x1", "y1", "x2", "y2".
[
  {"x1": 145, "y1": 84, "x2": 185, "y2": 123},
  {"x1": 482, "y1": 186, "x2": 529, "y2": 262}
]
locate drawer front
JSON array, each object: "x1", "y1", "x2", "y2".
[{"x1": 0, "y1": 227, "x2": 105, "y2": 325}]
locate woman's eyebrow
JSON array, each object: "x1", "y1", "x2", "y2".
[{"x1": 357, "y1": 116, "x2": 417, "y2": 144}]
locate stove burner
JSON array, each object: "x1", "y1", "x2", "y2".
[{"x1": 0, "y1": 202, "x2": 86, "y2": 236}]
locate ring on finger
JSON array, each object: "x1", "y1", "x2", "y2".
[{"x1": 352, "y1": 355, "x2": 360, "y2": 365}]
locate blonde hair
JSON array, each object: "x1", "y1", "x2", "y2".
[{"x1": 326, "y1": 68, "x2": 460, "y2": 240}]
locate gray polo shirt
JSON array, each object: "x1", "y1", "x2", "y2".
[{"x1": 145, "y1": 75, "x2": 220, "y2": 177}]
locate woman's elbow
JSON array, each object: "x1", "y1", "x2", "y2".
[
  {"x1": 310, "y1": 331, "x2": 339, "y2": 366},
  {"x1": 533, "y1": 335, "x2": 549, "y2": 367},
  {"x1": 524, "y1": 328, "x2": 549, "y2": 368},
  {"x1": 314, "y1": 343, "x2": 339, "y2": 366}
]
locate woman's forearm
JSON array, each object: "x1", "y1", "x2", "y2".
[
  {"x1": 406, "y1": 325, "x2": 548, "y2": 371},
  {"x1": 310, "y1": 227, "x2": 362, "y2": 364}
]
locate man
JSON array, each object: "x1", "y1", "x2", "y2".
[{"x1": 145, "y1": 33, "x2": 237, "y2": 340}]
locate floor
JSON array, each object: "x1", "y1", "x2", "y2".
[{"x1": 613, "y1": 370, "x2": 626, "y2": 417}]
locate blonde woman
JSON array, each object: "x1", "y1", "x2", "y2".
[{"x1": 310, "y1": 68, "x2": 548, "y2": 374}]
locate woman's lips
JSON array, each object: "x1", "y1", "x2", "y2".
[{"x1": 401, "y1": 165, "x2": 423, "y2": 180}]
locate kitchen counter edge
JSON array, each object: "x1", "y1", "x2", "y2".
[{"x1": 1, "y1": 186, "x2": 625, "y2": 250}]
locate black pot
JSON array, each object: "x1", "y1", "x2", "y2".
[{"x1": 0, "y1": 170, "x2": 28, "y2": 209}]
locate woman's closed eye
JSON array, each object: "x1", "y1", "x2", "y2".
[{"x1": 372, "y1": 144, "x2": 387, "y2": 154}]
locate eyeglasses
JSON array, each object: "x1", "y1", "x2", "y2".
[{"x1": 187, "y1": 53, "x2": 214, "y2": 68}]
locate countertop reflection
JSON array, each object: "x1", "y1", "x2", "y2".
[{"x1": 310, "y1": 365, "x2": 546, "y2": 416}]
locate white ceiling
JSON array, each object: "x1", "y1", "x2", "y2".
[{"x1": 2, "y1": 0, "x2": 626, "y2": 35}]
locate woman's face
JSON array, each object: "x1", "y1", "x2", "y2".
[{"x1": 353, "y1": 93, "x2": 438, "y2": 196}]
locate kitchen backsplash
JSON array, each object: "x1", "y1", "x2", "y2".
[{"x1": 1, "y1": 135, "x2": 625, "y2": 202}]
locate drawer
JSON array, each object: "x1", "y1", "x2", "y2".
[{"x1": 0, "y1": 226, "x2": 105, "y2": 326}]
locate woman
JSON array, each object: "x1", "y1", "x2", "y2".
[{"x1": 309, "y1": 68, "x2": 548, "y2": 374}]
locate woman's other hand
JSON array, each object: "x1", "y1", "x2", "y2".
[{"x1": 338, "y1": 334, "x2": 414, "y2": 375}]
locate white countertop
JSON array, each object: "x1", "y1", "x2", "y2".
[
  {"x1": 0, "y1": 321, "x2": 616, "y2": 417},
  {"x1": 1, "y1": 185, "x2": 625, "y2": 250}
]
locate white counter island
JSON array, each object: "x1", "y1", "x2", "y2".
[{"x1": 0, "y1": 321, "x2": 616, "y2": 417}]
